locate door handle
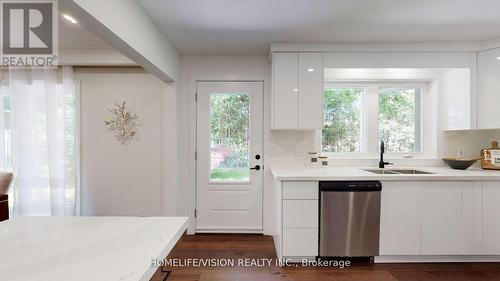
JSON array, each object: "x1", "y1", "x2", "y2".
[{"x1": 250, "y1": 165, "x2": 261, "y2": 171}]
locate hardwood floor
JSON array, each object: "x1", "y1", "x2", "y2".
[{"x1": 151, "y1": 234, "x2": 500, "y2": 281}]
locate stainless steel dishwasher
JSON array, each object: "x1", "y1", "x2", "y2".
[{"x1": 319, "y1": 181, "x2": 382, "y2": 257}]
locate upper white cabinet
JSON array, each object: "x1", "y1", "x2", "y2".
[
  {"x1": 272, "y1": 52, "x2": 323, "y2": 130},
  {"x1": 478, "y1": 47, "x2": 500, "y2": 129},
  {"x1": 272, "y1": 53, "x2": 299, "y2": 129},
  {"x1": 442, "y1": 69, "x2": 473, "y2": 130},
  {"x1": 298, "y1": 53, "x2": 324, "y2": 129}
]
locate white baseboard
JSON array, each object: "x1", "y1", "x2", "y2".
[
  {"x1": 195, "y1": 230, "x2": 263, "y2": 234},
  {"x1": 375, "y1": 255, "x2": 500, "y2": 263}
]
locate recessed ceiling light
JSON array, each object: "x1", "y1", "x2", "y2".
[
  {"x1": 63, "y1": 14, "x2": 77, "y2": 24},
  {"x1": 496, "y1": 56, "x2": 500, "y2": 60},
  {"x1": 307, "y1": 68, "x2": 315, "y2": 72},
  {"x1": 293, "y1": 88, "x2": 299, "y2": 92}
]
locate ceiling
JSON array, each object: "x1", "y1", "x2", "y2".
[{"x1": 137, "y1": 0, "x2": 500, "y2": 55}]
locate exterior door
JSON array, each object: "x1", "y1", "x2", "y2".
[{"x1": 196, "y1": 81, "x2": 264, "y2": 232}]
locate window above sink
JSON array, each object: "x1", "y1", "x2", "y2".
[{"x1": 321, "y1": 68, "x2": 440, "y2": 160}]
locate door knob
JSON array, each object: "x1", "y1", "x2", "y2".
[{"x1": 250, "y1": 165, "x2": 261, "y2": 171}]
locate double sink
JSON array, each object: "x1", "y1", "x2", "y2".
[{"x1": 363, "y1": 169, "x2": 434, "y2": 175}]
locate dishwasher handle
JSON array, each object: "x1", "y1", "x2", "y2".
[{"x1": 319, "y1": 181, "x2": 382, "y2": 192}]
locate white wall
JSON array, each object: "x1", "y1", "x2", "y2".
[{"x1": 77, "y1": 67, "x2": 178, "y2": 216}]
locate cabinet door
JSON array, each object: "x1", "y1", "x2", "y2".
[
  {"x1": 421, "y1": 181, "x2": 462, "y2": 255},
  {"x1": 478, "y1": 48, "x2": 500, "y2": 129},
  {"x1": 482, "y1": 181, "x2": 500, "y2": 254},
  {"x1": 380, "y1": 181, "x2": 421, "y2": 255},
  {"x1": 282, "y1": 181, "x2": 318, "y2": 200},
  {"x1": 272, "y1": 53, "x2": 298, "y2": 129},
  {"x1": 283, "y1": 200, "x2": 318, "y2": 228},
  {"x1": 462, "y1": 181, "x2": 482, "y2": 255},
  {"x1": 298, "y1": 53, "x2": 323, "y2": 129},
  {"x1": 282, "y1": 228, "x2": 318, "y2": 257}
]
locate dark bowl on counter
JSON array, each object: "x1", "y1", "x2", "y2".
[{"x1": 442, "y1": 157, "x2": 480, "y2": 170}]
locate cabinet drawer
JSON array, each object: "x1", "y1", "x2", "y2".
[
  {"x1": 283, "y1": 181, "x2": 318, "y2": 199},
  {"x1": 283, "y1": 228, "x2": 318, "y2": 256},
  {"x1": 283, "y1": 200, "x2": 318, "y2": 228}
]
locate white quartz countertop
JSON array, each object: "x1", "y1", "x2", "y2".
[
  {"x1": 0, "y1": 216, "x2": 189, "y2": 281},
  {"x1": 271, "y1": 166, "x2": 500, "y2": 181}
]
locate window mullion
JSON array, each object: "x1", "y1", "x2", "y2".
[
  {"x1": 415, "y1": 88, "x2": 422, "y2": 152},
  {"x1": 365, "y1": 85, "x2": 379, "y2": 157}
]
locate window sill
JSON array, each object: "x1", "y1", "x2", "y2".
[{"x1": 323, "y1": 153, "x2": 438, "y2": 160}]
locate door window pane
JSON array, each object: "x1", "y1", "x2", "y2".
[
  {"x1": 210, "y1": 93, "x2": 250, "y2": 181},
  {"x1": 378, "y1": 87, "x2": 421, "y2": 153},
  {"x1": 322, "y1": 87, "x2": 364, "y2": 152}
]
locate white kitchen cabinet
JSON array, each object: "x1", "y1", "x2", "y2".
[
  {"x1": 280, "y1": 181, "x2": 318, "y2": 258},
  {"x1": 379, "y1": 181, "x2": 421, "y2": 255},
  {"x1": 282, "y1": 181, "x2": 318, "y2": 199},
  {"x1": 462, "y1": 181, "x2": 482, "y2": 255},
  {"x1": 272, "y1": 53, "x2": 298, "y2": 129},
  {"x1": 298, "y1": 53, "x2": 323, "y2": 129},
  {"x1": 282, "y1": 228, "x2": 318, "y2": 257},
  {"x1": 379, "y1": 180, "x2": 500, "y2": 258},
  {"x1": 478, "y1": 48, "x2": 500, "y2": 129},
  {"x1": 442, "y1": 69, "x2": 472, "y2": 130},
  {"x1": 421, "y1": 181, "x2": 463, "y2": 255},
  {"x1": 283, "y1": 200, "x2": 318, "y2": 228},
  {"x1": 482, "y1": 181, "x2": 500, "y2": 254},
  {"x1": 272, "y1": 52, "x2": 323, "y2": 130}
]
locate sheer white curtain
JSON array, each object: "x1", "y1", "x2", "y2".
[{"x1": 0, "y1": 66, "x2": 79, "y2": 216}]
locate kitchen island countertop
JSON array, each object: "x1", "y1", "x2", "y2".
[{"x1": 0, "y1": 216, "x2": 188, "y2": 281}]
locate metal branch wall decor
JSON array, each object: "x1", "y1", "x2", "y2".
[{"x1": 104, "y1": 101, "x2": 139, "y2": 145}]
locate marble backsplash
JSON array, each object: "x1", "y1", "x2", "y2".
[
  {"x1": 443, "y1": 129, "x2": 500, "y2": 167},
  {"x1": 270, "y1": 129, "x2": 500, "y2": 168}
]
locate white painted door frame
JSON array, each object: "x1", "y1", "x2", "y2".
[{"x1": 194, "y1": 80, "x2": 265, "y2": 233}]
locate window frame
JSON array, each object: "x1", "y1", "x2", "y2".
[{"x1": 322, "y1": 81, "x2": 435, "y2": 160}]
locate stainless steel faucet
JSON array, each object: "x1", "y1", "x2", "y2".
[{"x1": 379, "y1": 141, "x2": 393, "y2": 169}]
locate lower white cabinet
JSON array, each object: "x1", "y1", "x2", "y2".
[
  {"x1": 280, "y1": 180, "x2": 500, "y2": 259},
  {"x1": 283, "y1": 200, "x2": 318, "y2": 228},
  {"x1": 482, "y1": 181, "x2": 500, "y2": 255},
  {"x1": 281, "y1": 181, "x2": 318, "y2": 258},
  {"x1": 380, "y1": 181, "x2": 421, "y2": 255},
  {"x1": 462, "y1": 181, "x2": 483, "y2": 255},
  {"x1": 282, "y1": 228, "x2": 318, "y2": 256},
  {"x1": 380, "y1": 180, "x2": 500, "y2": 257},
  {"x1": 421, "y1": 181, "x2": 462, "y2": 255}
]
